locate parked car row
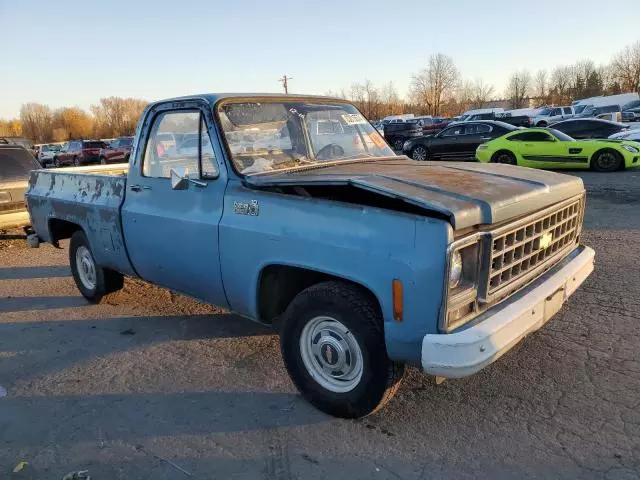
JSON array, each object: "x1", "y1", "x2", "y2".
[
  {"x1": 400, "y1": 118, "x2": 631, "y2": 161},
  {"x1": 37, "y1": 137, "x2": 134, "y2": 168}
]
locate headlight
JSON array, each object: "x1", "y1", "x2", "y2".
[
  {"x1": 403, "y1": 140, "x2": 412, "y2": 150},
  {"x1": 449, "y1": 250, "x2": 463, "y2": 288},
  {"x1": 477, "y1": 144, "x2": 488, "y2": 151},
  {"x1": 445, "y1": 241, "x2": 481, "y2": 331},
  {"x1": 622, "y1": 144, "x2": 639, "y2": 153}
]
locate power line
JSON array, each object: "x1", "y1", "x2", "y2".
[{"x1": 279, "y1": 75, "x2": 293, "y2": 94}]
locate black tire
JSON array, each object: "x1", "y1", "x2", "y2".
[
  {"x1": 69, "y1": 230, "x2": 124, "y2": 303},
  {"x1": 591, "y1": 149, "x2": 623, "y2": 172},
  {"x1": 124, "y1": 153, "x2": 130, "y2": 163},
  {"x1": 536, "y1": 121, "x2": 548, "y2": 127},
  {"x1": 280, "y1": 280, "x2": 405, "y2": 418},
  {"x1": 73, "y1": 156, "x2": 80, "y2": 167},
  {"x1": 392, "y1": 138, "x2": 405, "y2": 151},
  {"x1": 100, "y1": 156, "x2": 107, "y2": 165},
  {"x1": 410, "y1": 145, "x2": 429, "y2": 161},
  {"x1": 491, "y1": 150, "x2": 517, "y2": 165},
  {"x1": 54, "y1": 157, "x2": 60, "y2": 168}
]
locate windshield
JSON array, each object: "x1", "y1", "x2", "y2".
[
  {"x1": 549, "y1": 129, "x2": 575, "y2": 142},
  {"x1": 218, "y1": 101, "x2": 394, "y2": 175}
]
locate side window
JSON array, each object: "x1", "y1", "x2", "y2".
[
  {"x1": 110, "y1": 140, "x2": 119, "y2": 148},
  {"x1": 563, "y1": 107, "x2": 572, "y2": 115},
  {"x1": 441, "y1": 126, "x2": 464, "y2": 137},
  {"x1": 508, "y1": 132, "x2": 552, "y2": 142},
  {"x1": 476, "y1": 124, "x2": 492, "y2": 134},
  {"x1": 143, "y1": 110, "x2": 218, "y2": 179}
]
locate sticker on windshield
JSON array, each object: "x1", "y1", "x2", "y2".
[
  {"x1": 341, "y1": 114, "x2": 368, "y2": 125},
  {"x1": 369, "y1": 131, "x2": 387, "y2": 149}
]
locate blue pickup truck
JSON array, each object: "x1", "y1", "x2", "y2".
[{"x1": 25, "y1": 93, "x2": 595, "y2": 418}]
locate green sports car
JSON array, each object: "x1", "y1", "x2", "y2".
[{"x1": 475, "y1": 127, "x2": 640, "y2": 172}]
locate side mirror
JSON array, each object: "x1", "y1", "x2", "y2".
[{"x1": 170, "y1": 167, "x2": 207, "y2": 190}]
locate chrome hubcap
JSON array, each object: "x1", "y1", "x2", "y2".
[
  {"x1": 413, "y1": 147, "x2": 427, "y2": 161},
  {"x1": 299, "y1": 316, "x2": 363, "y2": 393},
  {"x1": 76, "y1": 245, "x2": 96, "y2": 290}
]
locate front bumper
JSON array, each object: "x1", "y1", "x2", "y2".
[{"x1": 421, "y1": 245, "x2": 594, "y2": 378}]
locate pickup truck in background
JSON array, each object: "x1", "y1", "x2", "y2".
[
  {"x1": 26, "y1": 93, "x2": 595, "y2": 418},
  {"x1": 532, "y1": 106, "x2": 574, "y2": 126}
]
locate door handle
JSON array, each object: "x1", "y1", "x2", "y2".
[{"x1": 129, "y1": 184, "x2": 151, "y2": 192}]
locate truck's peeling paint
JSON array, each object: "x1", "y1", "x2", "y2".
[{"x1": 25, "y1": 168, "x2": 135, "y2": 276}]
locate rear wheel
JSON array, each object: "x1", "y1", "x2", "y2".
[
  {"x1": 591, "y1": 149, "x2": 623, "y2": 172},
  {"x1": 410, "y1": 145, "x2": 429, "y2": 161},
  {"x1": 491, "y1": 150, "x2": 517, "y2": 165},
  {"x1": 392, "y1": 138, "x2": 405, "y2": 151},
  {"x1": 280, "y1": 281, "x2": 405, "y2": 418},
  {"x1": 69, "y1": 230, "x2": 124, "y2": 303}
]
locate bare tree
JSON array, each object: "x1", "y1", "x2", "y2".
[
  {"x1": 549, "y1": 66, "x2": 572, "y2": 104},
  {"x1": 471, "y1": 78, "x2": 494, "y2": 107},
  {"x1": 363, "y1": 80, "x2": 380, "y2": 120},
  {"x1": 91, "y1": 97, "x2": 147, "y2": 137},
  {"x1": 410, "y1": 53, "x2": 459, "y2": 115},
  {"x1": 19, "y1": 103, "x2": 53, "y2": 143},
  {"x1": 505, "y1": 70, "x2": 531, "y2": 109},
  {"x1": 380, "y1": 82, "x2": 402, "y2": 117},
  {"x1": 534, "y1": 69, "x2": 548, "y2": 101},
  {"x1": 611, "y1": 41, "x2": 640, "y2": 93}
]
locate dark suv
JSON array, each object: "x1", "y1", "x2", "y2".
[{"x1": 53, "y1": 140, "x2": 108, "y2": 167}]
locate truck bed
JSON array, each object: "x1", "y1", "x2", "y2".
[{"x1": 26, "y1": 163, "x2": 136, "y2": 275}]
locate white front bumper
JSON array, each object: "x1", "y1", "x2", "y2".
[{"x1": 421, "y1": 246, "x2": 595, "y2": 378}]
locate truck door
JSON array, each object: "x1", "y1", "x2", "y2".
[{"x1": 121, "y1": 103, "x2": 228, "y2": 307}]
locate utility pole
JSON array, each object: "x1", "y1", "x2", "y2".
[{"x1": 279, "y1": 75, "x2": 293, "y2": 94}]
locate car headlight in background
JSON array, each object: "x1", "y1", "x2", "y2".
[{"x1": 621, "y1": 144, "x2": 639, "y2": 153}]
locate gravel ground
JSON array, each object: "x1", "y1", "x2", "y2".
[{"x1": 1, "y1": 169, "x2": 639, "y2": 479}]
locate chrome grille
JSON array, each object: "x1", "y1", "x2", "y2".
[{"x1": 488, "y1": 197, "x2": 584, "y2": 296}]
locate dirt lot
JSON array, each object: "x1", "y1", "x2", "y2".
[{"x1": 1, "y1": 169, "x2": 640, "y2": 479}]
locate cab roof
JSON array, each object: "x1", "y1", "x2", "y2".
[{"x1": 149, "y1": 93, "x2": 341, "y2": 109}]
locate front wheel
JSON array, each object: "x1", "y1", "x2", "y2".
[
  {"x1": 536, "y1": 121, "x2": 548, "y2": 127},
  {"x1": 69, "y1": 230, "x2": 124, "y2": 303},
  {"x1": 392, "y1": 138, "x2": 405, "y2": 151},
  {"x1": 73, "y1": 156, "x2": 80, "y2": 167},
  {"x1": 410, "y1": 145, "x2": 429, "y2": 161},
  {"x1": 591, "y1": 149, "x2": 623, "y2": 172},
  {"x1": 280, "y1": 281, "x2": 405, "y2": 418},
  {"x1": 54, "y1": 157, "x2": 60, "y2": 168}
]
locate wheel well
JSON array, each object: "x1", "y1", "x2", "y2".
[
  {"x1": 257, "y1": 265, "x2": 382, "y2": 327},
  {"x1": 48, "y1": 218, "x2": 81, "y2": 243}
]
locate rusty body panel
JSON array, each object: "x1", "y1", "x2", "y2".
[
  {"x1": 245, "y1": 158, "x2": 585, "y2": 229},
  {"x1": 25, "y1": 164, "x2": 135, "y2": 275}
]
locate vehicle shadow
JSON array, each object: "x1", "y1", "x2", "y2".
[
  {"x1": 0, "y1": 295, "x2": 88, "y2": 312},
  {"x1": 0, "y1": 265, "x2": 71, "y2": 280}
]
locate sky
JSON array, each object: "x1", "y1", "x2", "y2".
[{"x1": 1, "y1": 0, "x2": 639, "y2": 119}]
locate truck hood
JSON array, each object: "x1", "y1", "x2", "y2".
[{"x1": 244, "y1": 158, "x2": 585, "y2": 229}]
